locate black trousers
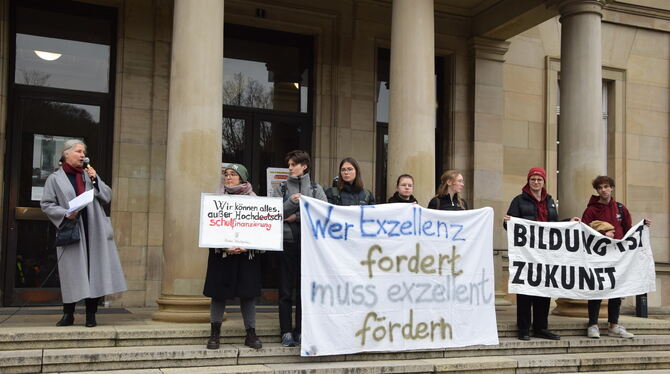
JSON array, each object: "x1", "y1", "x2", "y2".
[
  {"x1": 516, "y1": 294, "x2": 550, "y2": 333},
  {"x1": 63, "y1": 297, "x2": 99, "y2": 315},
  {"x1": 279, "y1": 241, "x2": 301, "y2": 335},
  {"x1": 588, "y1": 298, "x2": 622, "y2": 325}
]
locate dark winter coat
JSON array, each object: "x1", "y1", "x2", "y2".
[
  {"x1": 428, "y1": 194, "x2": 468, "y2": 211},
  {"x1": 505, "y1": 189, "x2": 559, "y2": 229},
  {"x1": 203, "y1": 183, "x2": 262, "y2": 300},
  {"x1": 325, "y1": 183, "x2": 375, "y2": 206},
  {"x1": 582, "y1": 195, "x2": 632, "y2": 239},
  {"x1": 387, "y1": 192, "x2": 417, "y2": 204}
]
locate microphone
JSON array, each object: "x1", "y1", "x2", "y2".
[{"x1": 83, "y1": 157, "x2": 97, "y2": 185}]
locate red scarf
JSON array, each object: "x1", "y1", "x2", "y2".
[
  {"x1": 62, "y1": 162, "x2": 85, "y2": 196},
  {"x1": 522, "y1": 184, "x2": 549, "y2": 222}
]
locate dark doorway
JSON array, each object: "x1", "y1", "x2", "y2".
[
  {"x1": 2, "y1": 0, "x2": 116, "y2": 306},
  {"x1": 222, "y1": 24, "x2": 314, "y2": 302}
]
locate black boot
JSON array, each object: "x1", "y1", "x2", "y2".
[
  {"x1": 85, "y1": 298, "x2": 98, "y2": 327},
  {"x1": 207, "y1": 322, "x2": 222, "y2": 349},
  {"x1": 56, "y1": 313, "x2": 74, "y2": 326},
  {"x1": 244, "y1": 328, "x2": 262, "y2": 349},
  {"x1": 85, "y1": 312, "x2": 97, "y2": 327}
]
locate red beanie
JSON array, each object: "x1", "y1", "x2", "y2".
[{"x1": 527, "y1": 167, "x2": 547, "y2": 182}]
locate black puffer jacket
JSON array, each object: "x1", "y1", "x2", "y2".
[
  {"x1": 428, "y1": 194, "x2": 468, "y2": 211},
  {"x1": 325, "y1": 183, "x2": 375, "y2": 206},
  {"x1": 505, "y1": 191, "x2": 558, "y2": 227},
  {"x1": 387, "y1": 192, "x2": 417, "y2": 204}
]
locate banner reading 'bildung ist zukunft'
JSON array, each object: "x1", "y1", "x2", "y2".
[
  {"x1": 507, "y1": 217, "x2": 656, "y2": 299},
  {"x1": 299, "y1": 196, "x2": 499, "y2": 357}
]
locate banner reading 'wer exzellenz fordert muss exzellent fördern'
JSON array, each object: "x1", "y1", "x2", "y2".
[{"x1": 299, "y1": 196, "x2": 499, "y2": 357}]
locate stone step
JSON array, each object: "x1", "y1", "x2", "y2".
[
  {"x1": 2, "y1": 317, "x2": 670, "y2": 351},
  {"x1": 20, "y1": 350, "x2": 670, "y2": 374},
  {"x1": 3, "y1": 339, "x2": 670, "y2": 373}
]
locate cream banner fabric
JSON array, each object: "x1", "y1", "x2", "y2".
[{"x1": 299, "y1": 196, "x2": 498, "y2": 356}]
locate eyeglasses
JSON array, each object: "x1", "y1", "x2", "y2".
[
  {"x1": 529, "y1": 178, "x2": 544, "y2": 183},
  {"x1": 341, "y1": 167, "x2": 355, "y2": 173},
  {"x1": 223, "y1": 172, "x2": 239, "y2": 178}
]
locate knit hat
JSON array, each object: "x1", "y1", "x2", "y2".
[
  {"x1": 223, "y1": 163, "x2": 249, "y2": 183},
  {"x1": 590, "y1": 220, "x2": 615, "y2": 234},
  {"x1": 527, "y1": 167, "x2": 547, "y2": 182}
]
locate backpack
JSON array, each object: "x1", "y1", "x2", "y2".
[{"x1": 279, "y1": 180, "x2": 318, "y2": 201}]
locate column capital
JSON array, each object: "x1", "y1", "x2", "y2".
[
  {"x1": 468, "y1": 36, "x2": 511, "y2": 63},
  {"x1": 548, "y1": 0, "x2": 607, "y2": 21}
]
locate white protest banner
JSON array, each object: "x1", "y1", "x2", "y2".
[
  {"x1": 507, "y1": 218, "x2": 656, "y2": 299},
  {"x1": 300, "y1": 196, "x2": 498, "y2": 357},
  {"x1": 199, "y1": 193, "x2": 283, "y2": 251}
]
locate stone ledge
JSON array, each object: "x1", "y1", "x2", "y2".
[
  {"x1": 42, "y1": 344, "x2": 237, "y2": 364},
  {"x1": 0, "y1": 349, "x2": 42, "y2": 368},
  {"x1": 161, "y1": 365, "x2": 274, "y2": 373},
  {"x1": 265, "y1": 359, "x2": 435, "y2": 374}
]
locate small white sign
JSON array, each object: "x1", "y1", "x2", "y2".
[
  {"x1": 267, "y1": 167, "x2": 289, "y2": 197},
  {"x1": 199, "y1": 193, "x2": 284, "y2": 251}
]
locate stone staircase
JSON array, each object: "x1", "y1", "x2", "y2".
[{"x1": 1, "y1": 308, "x2": 670, "y2": 373}]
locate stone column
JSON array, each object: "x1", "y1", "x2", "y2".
[
  {"x1": 153, "y1": 0, "x2": 224, "y2": 322},
  {"x1": 469, "y1": 37, "x2": 511, "y2": 306},
  {"x1": 387, "y1": 0, "x2": 435, "y2": 204},
  {"x1": 553, "y1": 0, "x2": 606, "y2": 317},
  {"x1": 556, "y1": 0, "x2": 606, "y2": 217}
]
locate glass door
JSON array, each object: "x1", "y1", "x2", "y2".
[{"x1": 2, "y1": 0, "x2": 116, "y2": 306}]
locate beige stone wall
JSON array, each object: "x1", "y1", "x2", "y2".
[
  {"x1": 105, "y1": 0, "x2": 173, "y2": 307},
  {"x1": 502, "y1": 15, "x2": 670, "y2": 306}
]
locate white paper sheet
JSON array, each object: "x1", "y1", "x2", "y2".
[{"x1": 66, "y1": 189, "x2": 95, "y2": 214}]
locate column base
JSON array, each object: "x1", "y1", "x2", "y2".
[
  {"x1": 552, "y1": 298, "x2": 608, "y2": 317},
  {"x1": 152, "y1": 295, "x2": 214, "y2": 323},
  {"x1": 495, "y1": 291, "x2": 513, "y2": 306}
]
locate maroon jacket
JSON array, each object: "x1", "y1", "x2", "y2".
[{"x1": 582, "y1": 195, "x2": 632, "y2": 239}]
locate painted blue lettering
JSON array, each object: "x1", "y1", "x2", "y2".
[
  {"x1": 451, "y1": 224, "x2": 466, "y2": 241},
  {"x1": 360, "y1": 206, "x2": 376, "y2": 237}
]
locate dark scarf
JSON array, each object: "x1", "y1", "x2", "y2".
[
  {"x1": 62, "y1": 162, "x2": 85, "y2": 196},
  {"x1": 522, "y1": 184, "x2": 548, "y2": 222}
]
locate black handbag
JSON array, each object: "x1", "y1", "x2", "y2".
[{"x1": 56, "y1": 218, "x2": 80, "y2": 246}]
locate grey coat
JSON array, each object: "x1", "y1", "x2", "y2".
[
  {"x1": 272, "y1": 173, "x2": 327, "y2": 242},
  {"x1": 40, "y1": 168, "x2": 127, "y2": 303}
]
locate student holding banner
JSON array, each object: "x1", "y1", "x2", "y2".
[
  {"x1": 273, "y1": 150, "x2": 327, "y2": 347},
  {"x1": 428, "y1": 170, "x2": 468, "y2": 211},
  {"x1": 203, "y1": 163, "x2": 263, "y2": 350},
  {"x1": 387, "y1": 174, "x2": 418, "y2": 203},
  {"x1": 504, "y1": 167, "x2": 578, "y2": 341},
  {"x1": 325, "y1": 157, "x2": 375, "y2": 206},
  {"x1": 581, "y1": 175, "x2": 651, "y2": 339}
]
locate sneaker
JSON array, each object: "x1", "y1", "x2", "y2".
[
  {"x1": 587, "y1": 325, "x2": 600, "y2": 339},
  {"x1": 608, "y1": 325, "x2": 634, "y2": 339},
  {"x1": 281, "y1": 332, "x2": 296, "y2": 347}
]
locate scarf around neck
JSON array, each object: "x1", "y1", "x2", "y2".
[
  {"x1": 219, "y1": 182, "x2": 255, "y2": 196},
  {"x1": 62, "y1": 162, "x2": 85, "y2": 196}
]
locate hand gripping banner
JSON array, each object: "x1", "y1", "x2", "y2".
[
  {"x1": 299, "y1": 196, "x2": 499, "y2": 356},
  {"x1": 507, "y1": 217, "x2": 656, "y2": 299}
]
